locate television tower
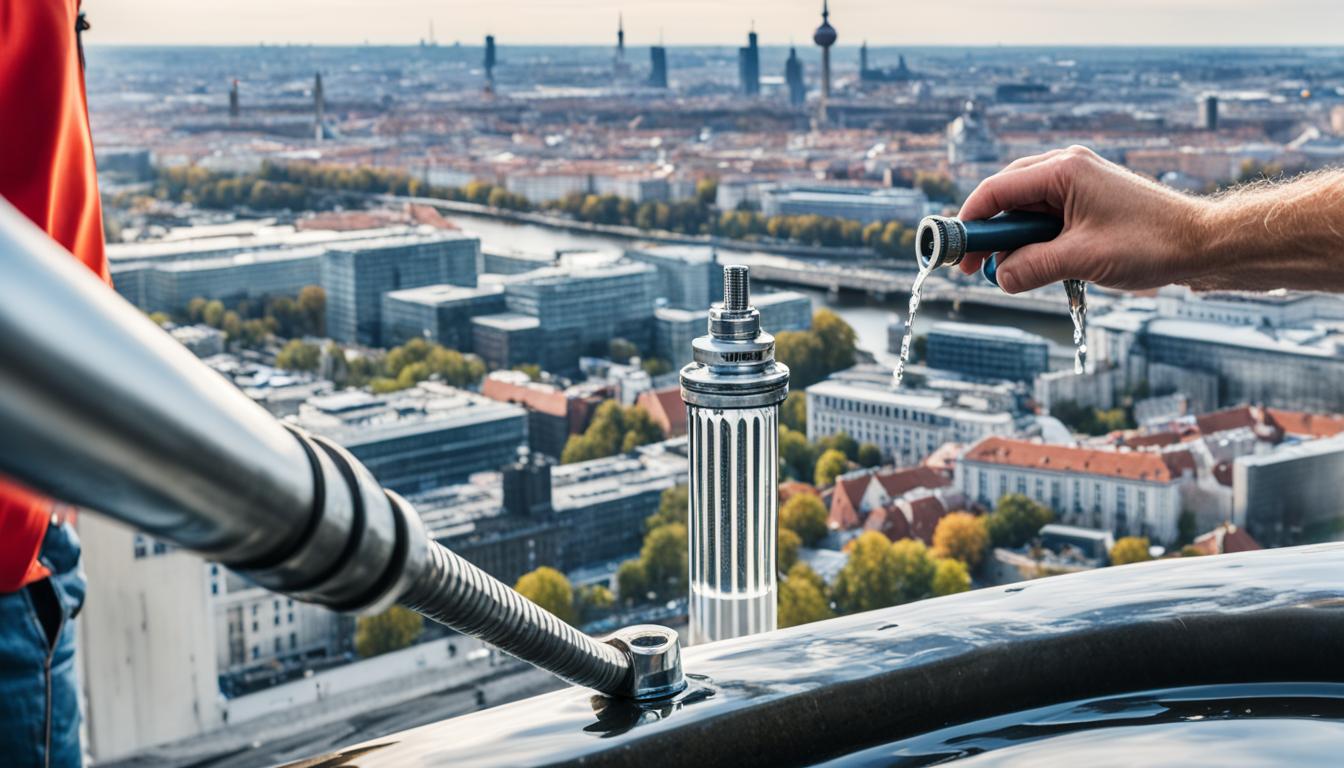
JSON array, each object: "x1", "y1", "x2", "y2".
[
  {"x1": 813, "y1": 0, "x2": 837, "y2": 125},
  {"x1": 682, "y1": 266, "x2": 789, "y2": 645},
  {"x1": 484, "y1": 34, "x2": 497, "y2": 95},
  {"x1": 313, "y1": 72, "x2": 324, "y2": 142}
]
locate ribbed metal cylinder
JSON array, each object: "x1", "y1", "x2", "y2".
[
  {"x1": 723, "y1": 265, "x2": 750, "y2": 311},
  {"x1": 400, "y1": 541, "x2": 632, "y2": 693},
  {"x1": 687, "y1": 405, "x2": 779, "y2": 645}
]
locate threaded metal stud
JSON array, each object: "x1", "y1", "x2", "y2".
[{"x1": 723, "y1": 265, "x2": 749, "y2": 312}]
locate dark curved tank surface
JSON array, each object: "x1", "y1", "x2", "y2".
[{"x1": 285, "y1": 544, "x2": 1344, "y2": 768}]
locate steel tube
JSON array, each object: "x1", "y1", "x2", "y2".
[{"x1": 0, "y1": 201, "x2": 647, "y2": 697}]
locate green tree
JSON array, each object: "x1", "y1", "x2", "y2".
[
  {"x1": 561, "y1": 401, "x2": 664, "y2": 463},
  {"x1": 647, "y1": 485, "x2": 688, "y2": 530},
  {"x1": 640, "y1": 523, "x2": 688, "y2": 600},
  {"x1": 781, "y1": 391, "x2": 808, "y2": 432},
  {"x1": 985, "y1": 494, "x2": 1054, "y2": 549},
  {"x1": 931, "y1": 557, "x2": 971, "y2": 596},
  {"x1": 186, "y1": 296, "x2": 208, "y2": 323},
  {"x1": 202, "y1": 299, "x2": 225, "y2": 328},
  {"x1": 609, "y1": 338, "x2": 639, "y2": 363},
  {"x1": 1110, "y1": 536, "x2": 1153, "y2": 566},
  {"x1": 514, "y1": 363, "x2": 543, "y2": 381},
  {"x1": 778, "y1": 527, "x2": 802, "y2": 572},
  {"x1": 514, "y1": 566, "x2": 576, "y2": 625},
  {"x1": 354, "y1": 606, "x2": 423, "y2": 658},
  {"x1": 695, "y1": 178, "x2": 718, "y2": 206},
  {"x1": 616, "y1": 559, "x2": 647, "y2": 605},
  {"x1": 778, "y1": 562, "x2": 834, "y2": 628},
  {"x1": 812, "y1": 309, "x2": 858, "y2": 375},
  {"x1": 932, "y1": 512, "x2": 989, "y2": 568},
  {"x1": 814, "y1": 448, "x2": 849, "y2": 488},
  {"x1": 857, "y1": 443, "x2": 882, "y2": 468},
  {"x1": 779, "y1": 425, "x2": 818, "y2": 481},
  {"x1": 780, "y1": 493, "x2": 829, "y2": 545},
  {"x1": 817, "y1": 432, "x2": 859, "y2": 462},
  {"x1": 889, "y1": 539, "x2": 937, "y2": 604},
  {"x1": 276, "y1": 339, "x2": 321, "y2": 372},
  {"x1": 833, "y1": 531, "x2": 903, "y2": 614},
  {"x1": 297, "y1": 285, "x2": 326, "y2": 336},
  {"x1": 641, "y1": 357, "x2": 672, "y2": 376},
  {"x1": 148, "y1": 311, "x2": 170, "y2": 326}
]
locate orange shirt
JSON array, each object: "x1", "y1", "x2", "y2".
[{"x1": 0, "y1": 0, "x2": 108, "y2": 592}]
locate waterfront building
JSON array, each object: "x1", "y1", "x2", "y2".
[
  {"x1": 806, "y1": 378, "x2": 1014, "y2": 465},
  {"x1": 482, "y1": 250, "x2": 554, "y2": 275},
  {"x1": 956, "y1": 436, "x2": 1193, "y2": 543},
  {"x1": 290, "y1": 382, "x2": 526, "y2": 493},
  {"x1": 755, "y1": 291, "x2": 814, "y2": 334},
  {"x1": 926, "y1": 321, "x2": 1049, "y2": 383},
  {"x1": 322, "y1": 232, "x2": 480, "y2": 346},
  {"x1": 471, "y1": 313, "x2": 548, "y2": 371},
  {"x1": 624, "y1": 245, "x2": 721, "y2": 310},
  {"x1": 761, "y1": 185, "x2": 927, "y2": 226},
  {"x1": 117, "y1": 247, "x2": 322, "y2": 312},
  {"x1": 381, "y1": 283, "x2": 507, "y2": 350}
]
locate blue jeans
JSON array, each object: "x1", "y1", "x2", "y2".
[{"x1": 0, "y1": 523, "x2": 85, "y2": 768}]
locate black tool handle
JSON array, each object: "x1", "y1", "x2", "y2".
[{"x1": 964, "y1": 211, "x2": 1063, "y2": 254}]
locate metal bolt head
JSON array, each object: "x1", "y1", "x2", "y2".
[{"x1": 605, "y1": 624, "x2": 687, "y2": 700}]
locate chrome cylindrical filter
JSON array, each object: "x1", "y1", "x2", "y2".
[{"x1": 681, "y1": 265, "x2": 789, "y2": 645}]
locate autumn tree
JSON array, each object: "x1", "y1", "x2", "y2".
[
  {"x1": 297, "y1": 285, "x2": 326, "y2": 336},
  {"x1": 781, "y1": 391, "x2": 807, "y2": 432},
  {"x1": 931, "y1": 558, "x2": 971, "y2": 596},
  {"x1": 276, "y1": 339, "x2": 321, "y2": 372},
  {"x1": 1110, "y1": 536, "x2": 1153, "y2": 566},
  {"x1": 640, "y1": 523, "x2": 688, "y2": 600},
  {"x1": 646, "y1": 485, "x2": 688, "y2": 530},
  {"x1": 779, "y1": 426, "x2": 818, "y2": 481},
  {"x1": 515, "y1": 566, "x2": 576, "y2": 625},
  {"x1": 832, "y1": 531, "x2": 903, "y2": 614},
  {"x1": 778, "y1": 528, "x2": 802, "y2": 572},
  {"x1": 814, "y1": 448, "x2": 849, "y2": 488},
  {"x1": 616, "y1": 560, "x2": 647, "y2": 605},
  {"x1": 780, "y1": 493, "x2": 829, "y2": 546},
  {"x1": 778, "y1": 562, "x2": 834, "y2": 628},
  {"x1": 889, "y1": 539, "x2": 937, "y2": 604},
  {"x1": 355, "y1": 606, "x2": 423, "y2": 658},
  {"x1": 985, "y1": 494, "x2": 1054, "y2": 549},
  {"x1": 932, "y1": 512, "x2": 989, "y2": 568},
  {"x1": 561, "y1": 401, "x2": 664, "y2": 464}
]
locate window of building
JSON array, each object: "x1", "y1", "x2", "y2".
[
  {"x1": 290, "y1": 633, "x2": 297, "y2": 650},
  {"x1": 1016, "y1": 476, "x2": 1027, "y2": 494},
  {"x1": 274, "y1": 637, "x2": 282, "y2": 653},
  {"x1": 251, "y1": 621, "x2": 258, "y2": 632},
  {"x1": 251, "y1": 646, "x2": 259, "y2": 660},
  {"x1": 133, "y1": 534, "x2": 147, "y2": 559},
  {"x1": 288, "y1": 612, "x2": 294, "y2": 624}
]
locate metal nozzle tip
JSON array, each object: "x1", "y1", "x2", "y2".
[{"x1": 723, "y1": 265, "x2": 749, "y2": 311}]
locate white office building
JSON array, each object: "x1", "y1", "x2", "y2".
[{"x1": 806, "y1": 379, "x2": 1014, "y2": 465}]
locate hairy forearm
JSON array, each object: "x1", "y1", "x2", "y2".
[{"x1": 1187, "y1": 170, "x2": 1344, "y2": 292}]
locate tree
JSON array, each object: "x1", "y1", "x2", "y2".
[
  {"x1": 778, "y1": 562, "x2": 834, "y2": 628},
  {"x1": 641, "y1": 357, "x2": 672, "y2": 376},
  {"x1": 832, "y1": 531, "x2": 903, "y2": 614},
  {"x1": 609, "y1": 338, "x2": 639, "y2": 363},
  {"x1": 779, "y1": 426, "x2": 818, "y2": 481},
  {"x1": 817, "y1": 432, "x2": 859, "y2": 462},
  {"x1": 276, "y1": 339, "x2": 321, "y2": 372},
  {"x1": 778, "y1": 527, "x2": 802, "y2": 572},
  {"x1": 514, "y1": 363, "x2": 543, "y2": 381},
  {"x1": 985, "y1": 494, "x2": 1054, "y2": 549},
  {"x1": 561, "y1": 401, "x2": 664, "y2": 464},
  {"x1": 297, "y1": 285, "x2": 326, "y2": 336},
  {"x1": 780, "y1": 493, "x2": 829, "y2": 545},
  {"x1": 889, "y1": 539, "x2": 937, "y2": 604},
  {"x1": 640, "y1": 523, "x2": 688, "y2": 600},
  {"x1": 186, "y1": 296, "x2": 208, "y2": 323},
  {"x1": 857, "y1": 443, "x2": 882, "y2": 468},
  {"x1": 695, "y1": 178, "x2": 718, "y2": 206},
  {"x1": 1177, "y1": 509, "x2": 1198, "y2": 546},
  {"x1": 616, "y1": 559, "x2": 647, "y2": 605},
  {"x1": 814, "y1": 448, "x2": 849, "y2": 488},
  {"x1": 575, "y1": 584, "x2": 615, "y2": 623},
  {"x1": 931, "y1": 558, "x2": 971, "y2": 596},
  {"x1": 812, "y1": 309, "x2": 858, "y2": 375},
  {"x1": 1110, "y1": 536, "x2": 1153, "y2": 566},
  {"x1": 781, "y1": 391, "x2": 807, "y2": 432},
  {"x1": 354, "y1": 606, "x2": 423, "y2": 658},
  {"x1": 515, "y1": 566, "x2": 576, "y2": 625},
  {"x1": 647, "y1": 485, "x2": 688, "y2": 531},
  {"x1": 202, "y1": 299, "x2": 225, "y2": 328},
  {"x1": 148, "y1": 311, "x2": 170, "y2": 326},
  {"x1": 932, "y1": 512, "x2": 989, "y2": 568}
]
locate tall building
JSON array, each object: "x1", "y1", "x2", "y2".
[
  {"x1": 322, "y1": 232, "x2": 480, "y2": 346},
  {"x1": 613, "y1": 13, "x2": 628, "y2": 80},
  {"x1": 806, "y1": 378, "x2": 1014, "y2": 465},
  {"x1": 381, "y1": 283, "x2": 507, "y2": 350},
  {"x1": 956, "y1": 436, "x2": 1194, "y2": 543},
  {"x1": 484, "y1": 34, "x2": 497, "y2": 93},
  {"x1": 813, "y1": 0, "x2": 837, "y2": 124},
  {"x1": 1203, "y1": 94, "x2": 1219, "y2": 131},
  {"x1": 738, "y1": 29, "x2": 761, "y2": 96},
  {"x1": 290, "y1": 382, "x2": 527, "y2": 493},
  {"x1": 947, "y1": 100, "x2": 999, "y2": 165},
  {"x1": 785, "y1": 46, "x2": 806, "y2": 107},
  {"x1": 624, "y1": 245, "x2": 721, "y2": 310},
  {"x1": 649, "y1": 45, "x2": 668, "y2": 89},
  {"x1": 925, "y1": 321, "x2": 1050, "y2": 383},
  {"x1": 126, "y1": 247, "x2": 323, "y2": 312},
  {"x1": 1234, "y1": 436, "x2": 1344, "y2": 546},
  {"x1": 228, "y1": 78, "x2": 239, "y2": 118},
  {"x1": 312, "y1": 71, "x2": 324, "y2": 141}
]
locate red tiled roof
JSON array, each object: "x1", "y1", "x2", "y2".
[
  {"x1": 905, "y1": 496, "x2": 949, "y2": 545},
  {"x1": 1191, "y1": 523, "x2": 1262, "y2": 555},
  {"x1": 481, "y1": 376, "x2": 569, "y2": 418},
  {"x1": 1266, "y1": 408, "x2": 1344, "y2": 439},
  {"x1": 1195, "y1": 407, "x2": 1257, "y2": 436},
  {"x1": 963, "y1": 437, "x2": 1188, "y2": 483},
  {"x1": 828, "y1": 473, "x2": 871, "y2": 530},
  {"x1": 779, "y1": 481, "x2": 820, "y2": 505},
  {"x1": 875, "y1": 466, "x2": 951, "y2": 498},
  {"x1": 637, "y1": 387, "x2": 687, "y2": 437},
  {"x1": 863, "y1": 504, "x2": 910, "y2": 542},
  {"x1": 1124, "y1": 431, "x2": 1181, "y2": 449}
]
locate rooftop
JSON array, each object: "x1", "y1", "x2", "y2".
[
  {"x1": 962, "y1": 436, "x2": 1194, "y2": 483},
  {"x1": 550, "y1": 439, "x2": 686, "y2": 511},
  {"x1": 1146, "y1": 318, "x2": 1344, "y2": 359},
  {"x1": 384, "y1": 284, "x2": 505, "y2": 306},
  {"x1": 807, "y1": 379, "x2": 1014, "y2": 425},
  {"x1": 927, "y1": 321, "x2": 1050, "y2": 344},
  {"x1": 472, "y1": 313, "x2": 541, "y2": 331},
  {"x1": 289, "y1": 382, "x2": 526, "y2": 445}
]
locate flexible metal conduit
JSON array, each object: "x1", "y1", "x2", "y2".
[{"x1": 0, "y1": 201, "x2": 643, "y2": 697}]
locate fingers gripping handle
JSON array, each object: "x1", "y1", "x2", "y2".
[{"x1": 971, "y1": 212, "x2": 1064, "y2": 287}]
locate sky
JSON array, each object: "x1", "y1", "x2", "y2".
[{"x1": 92, "y1": 0, "x2": 1344, "y2": 46}]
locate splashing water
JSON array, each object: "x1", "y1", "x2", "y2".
[
  {"x1": 893, "y1": 265, "x2": 933, "y2": 388},
  {"x1": 1064, "y1": 279, "x2": 1088, "y2": 374}
]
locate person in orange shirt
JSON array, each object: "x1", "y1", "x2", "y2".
[{"x1": 0, "y1": 1, "x2": 107, "y2": 766}]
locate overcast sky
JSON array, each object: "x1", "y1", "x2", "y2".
[{"x1": 92, "y1": 0, "x2": 1344, "y2": 46}]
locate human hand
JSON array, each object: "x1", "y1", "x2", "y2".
[{"x1": 957, "y1": 146, "x2": 1211, "y2": 294}]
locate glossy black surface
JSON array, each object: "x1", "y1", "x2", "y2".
[{"x1": 288, "y1": 544, "x2": 1344, "y2": 768}]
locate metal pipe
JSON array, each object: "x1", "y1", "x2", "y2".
[
  {"x1": 0, "y1": 201, "x2": 678, "y2": 698},
  {"x1": 681, "y1": 265, "x2": 789, "y2": 644}
]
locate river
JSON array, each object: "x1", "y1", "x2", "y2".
[{"x1": 447, "y1": 211, "x2": 1078, "y2": 368}]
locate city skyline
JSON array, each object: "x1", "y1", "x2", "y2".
[{"x1": 93, "y1": 0, "x2": 1344, "y2": 47}]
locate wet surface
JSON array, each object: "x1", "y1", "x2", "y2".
[{"x1": 285, "y1": 544, "x2": 1344, "y2": 768}]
